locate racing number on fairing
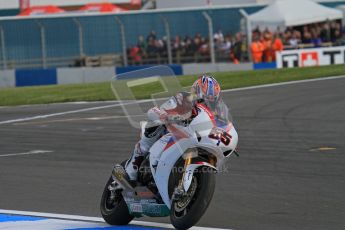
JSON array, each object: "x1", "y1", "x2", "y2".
[{"x1": 208, "y1": 127, "x2": 232, "y2": 146}]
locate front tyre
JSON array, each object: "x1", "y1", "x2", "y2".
[
  {"x1": 170, "y1": 167, "x2": 216, "y2": 230},
  {"x1": 100, "y1": 176, "x2": 133, "y2": 225}
]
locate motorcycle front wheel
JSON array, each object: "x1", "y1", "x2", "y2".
[
  {"x1": 170, "y1": 166, "x2": 216, "y2": 230},
  {"x1": 100, "y1": 160, "x2": 134, "y2": 226}
]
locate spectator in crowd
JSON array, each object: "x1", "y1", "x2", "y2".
[
  {"x1": 214, "y1": 30, "x2": 224, "y2": 43},
  {"x1": 275, "y1": 26, "x2": 284, "y2": 39},
  {"x1": 271, "y1": 32, "x2": 284, "y2": 61},
  {"x1": 190, "y1": 35, "x2": 201, "y2": 55},
  {"x1": 320, "y1": 23, "x2": 331, "y2": 42},
  {"x1": 147, "y1": 30, "x2": 157, "y2": 42},
  {"x1": 216, "y1": 35, "x2": 231, "y2": 53},
  {"x1": 231, "y1": 32, "x2": 243, "y2": 64},
  {"x1": 311, "y1": 29, "x2": 322, "y2": 47},
  {"x1": 172, "y1": 35, "x2": 183, "y2": 53},
  {"x1": 262, "y1": 29, "x2": 273, "y2": 62},
  {"x1": 302, "y1": 26, "x2": 312, "y2": 44},
  {"x1": 199, "y1": 38, "x2": 210, "y2": 56},
  {"x1": 331, "y1": 22, "x2": 342, "y2": 44},
  {"x1": 330, "y1": 21, "x2": 338, "y2": 42},
  {"x1": 153, "y1": 37, "x2": 165, "y2": 57},
  {"x1": 146, "y1": 37, "x2": 158, "y2": 62},
  {"x1": 253, "y1": 26, "x2": 261, "y2": 35},
  {"x1": 289, "y1": 30, "x2": 301, "y2": 48},
  {"x1": 332, "y1": 29, "x2": 343, "y2": 46},
  {"x1": 129, "y1": 46, "x2": 142, "y2": 64},
  {"x1": 215, "y1": 31, "x2": 232, "y2": 61},
  {"x1": 137, "y1": 35, "x2": 147, "y2": 52},
  {"x1": 184, "y1": 36, "x2": 193, "y2": 57},
  {"x1": 250, "y1": 34, "x2": 264, "y2": 63}
]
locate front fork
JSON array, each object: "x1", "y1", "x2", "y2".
[{"x1": 172, "y1": 152, "x2": 193, "y2": 201}]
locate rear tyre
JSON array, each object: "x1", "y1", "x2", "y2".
[
  {"x1": 100, "y1": 160, "x2": 133, "y2": 225},
  {"x1": 170, "y1": 167, "x2": 216, "y2": 230}
]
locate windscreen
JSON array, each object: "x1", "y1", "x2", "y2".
[
  {"x1": 111, "y1": 65, "x2": 185, "y2": 130},
  {"x1": 203, "y1": 97, "x2": 232, "y2": 125}
]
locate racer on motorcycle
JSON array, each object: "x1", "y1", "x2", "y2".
[{"x1": 124, "y1": 75, "x2": 226, "y2": 182}]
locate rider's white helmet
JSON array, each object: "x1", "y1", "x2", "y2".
[{"x1": 191, "y1": 75, "x2": 221, "y2": 109}]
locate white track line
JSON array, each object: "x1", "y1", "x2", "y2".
[
  {"x1": 1, "y1": 75, "x2": 344, "y2": 126},
  {"x1": 222, "y1": 75, "x2": 345, "y2": 93},
  {"x1": 0, "y1": 209, "x2": 232, "y2": 230},
  {"x1": 0, "y1": 100, "x2": 151, "y2": 125},
  {"x1": 12, "y1": 115, "x2": 145, "y2": 126},
  {"x1": 0, "y1": 100, "x2": 121, "y2": 109},
  {"x1": 0, "y1": 150, "x2": 53, "y2": 158},
  {"x1": 0, "y1": 104, "x2": 118, "y2": 125}
]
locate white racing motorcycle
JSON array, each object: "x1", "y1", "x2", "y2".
[{"x1": 100, "y1": 97, "x2": 238, "y2": 229}]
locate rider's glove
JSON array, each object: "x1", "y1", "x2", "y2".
[{"x1": 147, "y1": 107, "x2": 168, "y2": 125}]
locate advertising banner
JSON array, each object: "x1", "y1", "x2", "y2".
[{"x1": 276, "y1": 46, "x2": 345, "y2": 69}]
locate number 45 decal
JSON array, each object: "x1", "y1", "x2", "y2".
[{"x1": 208, "y1": 127, "x2": 232, "y2": 146}]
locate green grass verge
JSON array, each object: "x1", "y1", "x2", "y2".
[{"x1": 1, "y1": 64, "x2": 345, "y2": 106}]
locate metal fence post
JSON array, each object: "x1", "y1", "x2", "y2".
[
  {"x1": 114, "y1": 16, "x2": 128, "y2": 67},
  {"x1": 73, "y1": 18, "x2": 84, "y2": 57},
  {"x1": 35, "y1": 20, "x2": 47, "y2": 68},
  {"x1": 202, "y1": 12, "x2": 215, "y2": 64},
  {"x1": 240, "y1": 9, "x2": 252, "y2": 62},
  {"x1": 160, "y1": 15, "x2": 172, "y2": 65},
  {"x1": 0, "y1": 26, "x2": 7, "y2": 70}
]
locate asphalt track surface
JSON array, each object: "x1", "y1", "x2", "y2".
[{"x1": 0, "y1": 77, "x2": 345, "y2": 230}]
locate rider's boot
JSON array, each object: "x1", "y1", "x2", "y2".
[
  {"x1": 124, "y1": 143, "x2": 147, "y2": 182},
  {"x1": 125, "y1": 125, "x2": 166, "y2": 182}
]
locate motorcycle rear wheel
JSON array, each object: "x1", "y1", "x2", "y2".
[
  {"x1": 100, "y1": 176, "x2": 134, "y2": 225},
  {"x1": 170, "y1": 167, "x2": 216, "y2": 230}
]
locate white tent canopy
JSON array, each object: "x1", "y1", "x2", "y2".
[{"x1": 248, "y1": 0, "x2": 343, "y2": 29}]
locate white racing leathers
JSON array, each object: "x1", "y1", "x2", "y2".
[
  {"x1": 124, "y1": 94, "x2": 227, "y2": 181},
  {"x1": 124, "y1": 109, "x2": 166, "y2": 181},
  {"x1": 124, "y1": 95, "x2": 180, "y2": 181}
]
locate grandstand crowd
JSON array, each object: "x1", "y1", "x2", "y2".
[
  {"x1": 128, "y1": 30, "x2": 245, "y2": 64},
  {"x1": 128, "y1": 21, "x2": 345, "y2": 64},
  {"x1": 251, "y1": 21, "x2": 345, "y2": 63}
]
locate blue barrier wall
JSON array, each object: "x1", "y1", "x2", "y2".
[
  {"x1": 116, "y1": 64, "x2": 183, "y2": 76},
  {"x1": 0, "y1": 63, "x2": 253, "y2": 88},
  {"x1": 253, "y1": 62, "x2": 277, "y2": 70},
  {"x1": 15, "y1": 69, "x2": 57, "y2": 87}
]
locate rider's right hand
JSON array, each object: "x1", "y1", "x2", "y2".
[{"x1": 147, "y1": 107, "x2": 168, "y2": 125}]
